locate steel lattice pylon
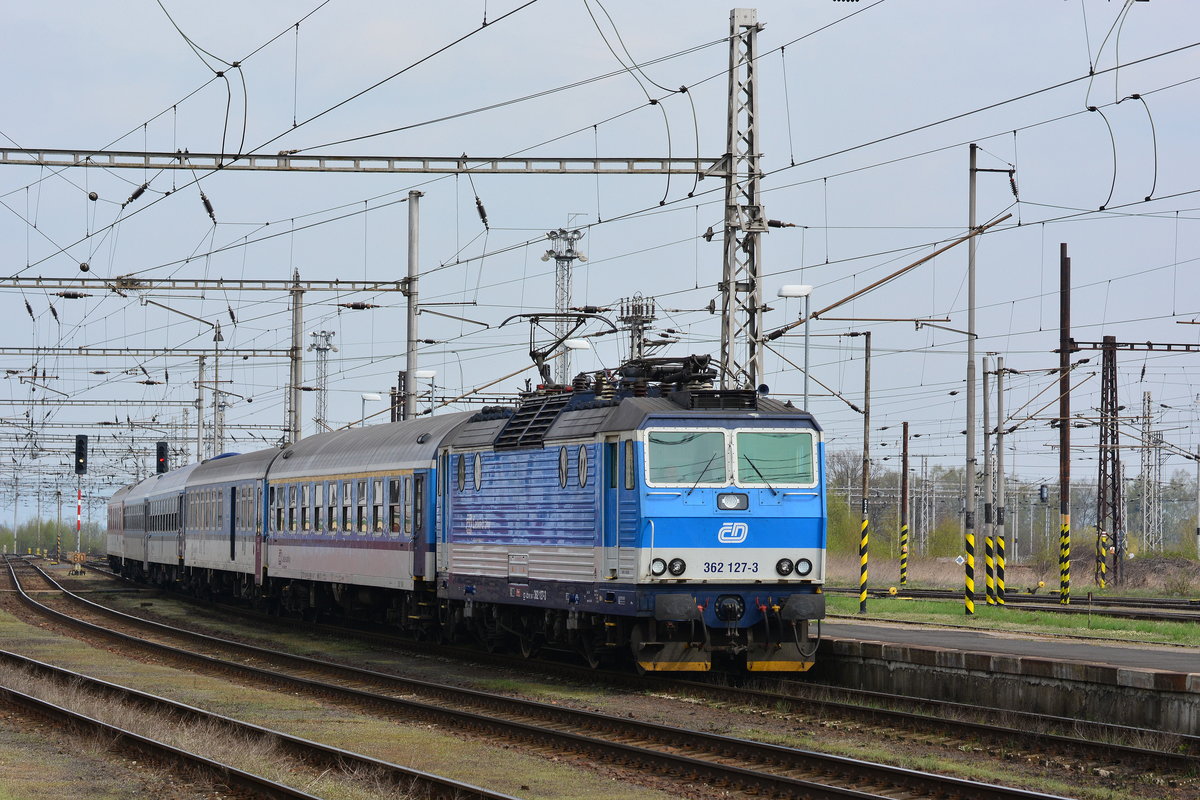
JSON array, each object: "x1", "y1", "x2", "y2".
[
  {"x1": 1141, "y1": 391, "x2": 1164, "y2": 551},
  {"x1": 719, "y1": 8, "x2": 766, "y2": 390},
  {"x1": 545, "y1": 228, "x2": 585, "y2": 385},
  {"x1": 308, "y1": 331, "x2": 337, "y2": 433},
  {"x1": 1096, "y1": 336, "x2": 1124, "y2": 584}
]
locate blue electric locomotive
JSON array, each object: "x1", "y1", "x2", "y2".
[{"x1": 106, "y1": 356, "x2": 827, "y2": 672}]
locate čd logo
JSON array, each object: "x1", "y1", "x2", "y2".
[{"x1": 717, "y1": 522, "x2": 748, "y2": 543}]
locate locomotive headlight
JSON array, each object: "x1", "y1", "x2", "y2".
[
  {"x1": 717, "y1": 492, "x2": 748, "y2": 510},
  {"x1": 667, "y1": 558, "x2": 687, "y2": 576},
  {"x1": 650, "y1": 558, "x2": 668, "y2": 577},
  {"x1": 775, "y1": 558, "x2": 794, "y2": 576},
  {"x1": 795, "y1": 558, "x2": 813, "y2": 577}
]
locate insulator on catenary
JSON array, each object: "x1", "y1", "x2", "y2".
[
  {"x1": 337, "y1": 302, "x2": 380, "y2": 310},
  {"x1": 475, "y1": 196, "x2": 489, "y2": 229},
  {"x1": 49, "y1": 305, "x2": 59, "y2": 323},
  {"x1": 24, "y1": 300, "x2": 34, "y2": 320},
  {"x1": 201, "y1": 191, "x2": 216, "y2": 223},
  {"x1": 1009, "y1": 171, "x2": 1019, "y2": 199},
  {"x1": 124, "y1": 183, "x2": 148, "y2": 207},
  {"x1": 228, "y1": 305, "x2": 237, "y2": 324}
]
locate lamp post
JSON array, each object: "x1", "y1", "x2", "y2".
[
  {"x1": 360, "y1": 393, "x2": 382, "y2": 427},
  {"x1": 777, "y1": 284, "x2": 814, "y2": 410},
  {"x1": 413, "y1": 370, "x2": 437, "y2": 415},
  {"x1": 845, "y1": 330, "x2": 871, "y2": 614}
]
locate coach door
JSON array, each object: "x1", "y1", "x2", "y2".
[
  {"x1": 177, "y1": 494, "x2": 185, "y2": 564},
  {"x1": 254, "y1": 480, "x2": 266, "y2": 585},
  {"x1": 142, "y1": 500, "x2": 150, "y2": 572},
  {"x1": 436, "y1": 453, "x2": 450, "y2": 573},
  {"x1": 602, "y1": 437, "x2": 619, "y2": 579},
  {"x1": 229, "y1": 486, "x2": 237, "y2": 561}
]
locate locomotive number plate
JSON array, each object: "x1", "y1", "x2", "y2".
[{"x1": 702, "y1": 561, "x2": 759, "y2": 575}]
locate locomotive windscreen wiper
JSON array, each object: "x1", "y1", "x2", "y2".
[
  {"x1": 686, "y1": 453, "x2": 719, "y2": 496},
  {"x1": 741, "y1": 455, "x2": 778, "y2": 496}
]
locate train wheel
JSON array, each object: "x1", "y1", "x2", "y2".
[
  {"x1": 578, "y1": 636, "x2": 602, "y2": 670},
  {"x1": 627, "y1": 625, "x2": 649, "y2": 676},
  {"x1": 519, "y1": 634, "x2": 541, "y2": 659}
]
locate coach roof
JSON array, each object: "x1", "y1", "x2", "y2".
[
  {"x1": 189, "y1": 447, "x2": 281, "y2": 486},
  {"x1": 267, "y1": 412, "x2": 472, "y2": 480},
  {"x1": 124, "y1": 461, "x2": 202, "y2": 503}
]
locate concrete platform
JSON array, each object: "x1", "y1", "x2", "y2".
[{"x1": 811, "y1": 619, "x2": 1200, "y2": 735}]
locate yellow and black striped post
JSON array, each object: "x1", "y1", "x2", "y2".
[
  {"x1": 964, "y1": 523, "x2": 976, "y2": 615},
  {"x1": 1059, "y1": 516, "x2": 1071, "y2": 605},
  {"x1": 1094, "y1": 532, "x2": 1107, "y2": 589},
  {"x1": 899, "y1": 523, "x2": 908, "y2": 586},
  {"x1": 984, "y1": 531, "x2": 996, "y2": 605},
  {"x1": 995, "y1": 512, "x2": 1007, "y2": 605},
  {"x1": 859, "y1": 515, "x2": 869, "y2": 614}
]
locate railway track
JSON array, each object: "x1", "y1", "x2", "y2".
[
  {"x1": 10, "y1": 557, "x2": 1081, "y2": 800},
  {"x1": 80, "y1": 561, "x2": 1200, "y2": 777}
]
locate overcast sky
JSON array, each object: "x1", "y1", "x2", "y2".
[{"x1": 1, "y1": 1, "x2": 1198, "y2": 516}]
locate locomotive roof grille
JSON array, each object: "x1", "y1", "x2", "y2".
[
  {"x1": 669, "y1": 389, "x2": 759, "y2": 410},
  {"x1": 493, "y1": 392, "x2": 573, "y2": 450}
]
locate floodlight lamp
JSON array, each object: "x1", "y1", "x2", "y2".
[
  {"x1": 563, "y1": 339, "x2": 591, "y2": 350},
  {"x1": 360, "y1": 393, "x2": 383, "y2": 402},
  {"x1": 576, "y1": 252, "x2": 588, "y2": 263},
  {"x1": 541, "y1": 251, "x2": 553, "y2": 262},
  {"x1": 414, "y1": 369, "x2": 437, "y2": 379},
  {"x1": 777, "y1": 284, "x2": 814, "y2": 298}
]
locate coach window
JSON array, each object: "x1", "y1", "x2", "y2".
[
  {"x1": 300, "y1": 484, "x2": 310, "y2": 531},
  {"x1": 413, "y1": 475, "x2": 425, "y2": 533},
  {"x1": 285, "y1": 485, "x2": 294, "y2": 531},
  {"x1": 356, "y1": 480, "x2": 367, "y2": 532},
  {"x1": 372, "y1": 479, "x2": 384, "y2": 535},
  {"x1": 314, "y1": 484, "x2": 324, "y2": 533},
  {"x1": 276, "y1": 487, "x2": 285, "y2": 532},
  {"x1": 327, "y1": 482, "x2": 338, "y2": 531},
  {"x1": 403, "y1": 476, "x2": 414, "y2": 536},
  {"x1": 342, "y1": 481, "x2": 353, "y2": 533},
  {"x1": 388, "y1": 478, "x2": 401, "y2": 535}
]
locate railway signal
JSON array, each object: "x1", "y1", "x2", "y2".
[{"x1": 73, "y1": 434, "x2": 88, "y2": 475}]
